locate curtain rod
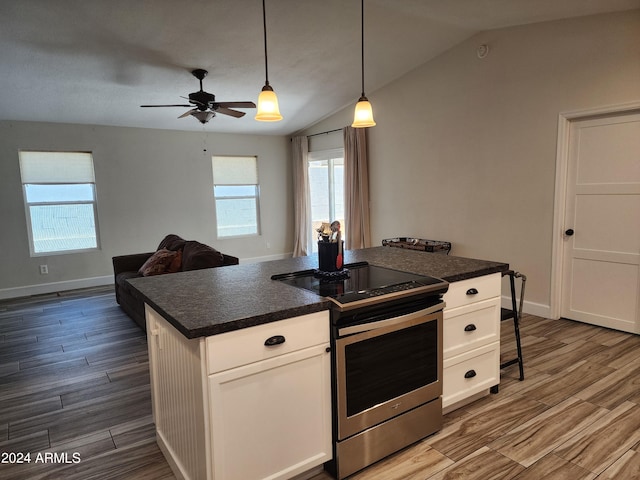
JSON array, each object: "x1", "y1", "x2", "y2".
[{"x1": 306, "y1": 128, "x2": 343, "y2": 138}]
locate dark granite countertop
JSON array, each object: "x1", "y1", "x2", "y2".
[{"x1": 127, "y1": 246, "x2": 508, "y2": 339}]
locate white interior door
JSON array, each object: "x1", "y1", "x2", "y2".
[{"x1": 561, "y1": 111, "x2": 640, "y2": 333}]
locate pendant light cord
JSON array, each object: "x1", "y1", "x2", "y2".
[
  {"x1": 262, "y1": 0, "x2": 270, "y2": 86},
  {"x1": 360, "y1": 0, "x2": 365, "y2": 98}
]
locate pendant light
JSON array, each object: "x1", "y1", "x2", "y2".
[
  {"x1": 352, "y1": 0, "x2": 375, "y2": 128},
  {"x1": 255, "y1": 0, "x2": 282, "y2": 122}
]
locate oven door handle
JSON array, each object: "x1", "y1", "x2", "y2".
[{"x1": 338, "y1": 301, "x2": 445, "y2": 336}]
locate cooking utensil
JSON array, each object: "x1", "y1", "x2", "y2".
[{"x1": 336, "y1": 230, "x2": 343, "y2": 269}]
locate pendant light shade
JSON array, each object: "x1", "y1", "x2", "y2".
[
  {"x1": 256, "y1": 84, "x2": 282, "y2": 121},
  {"x1": 255, "y1": 0, "x2": 282, "y2": 122},
  {"x1": 352, "y1": 0, "x2": 375, "y2": 128},
  {"x1": 192, "y1": 111, "x2": 215, "y2": 124},
  {"x1": 352, "y1": 96, "x2": 375, "y2": 128}
]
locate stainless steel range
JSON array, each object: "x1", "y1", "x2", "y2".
[{"x1": 272, "y1": 262, "x2": 448, "y2": 478}]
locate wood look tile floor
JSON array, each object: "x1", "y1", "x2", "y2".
[
  {"x1": 1, "y1": 288, "x2": 640, "y2": 479},
  {"x1": 0, "y1": 287, "x2": 173, "y2": 480}
]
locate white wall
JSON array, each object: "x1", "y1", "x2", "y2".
[
  {"x1": 0, "y1": 121, "x2": 292, "y2": 298},
  {"x1": 302, "y1": 11, "x2": 640, "y2": 314}
]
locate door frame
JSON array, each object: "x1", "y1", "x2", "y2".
[{"x1": 550, "y1": 101, "x2": 640, "y2": 320}]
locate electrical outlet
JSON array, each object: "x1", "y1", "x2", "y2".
[{"x1": 39, "y1": 265, "x2": 48, "y2": 275}]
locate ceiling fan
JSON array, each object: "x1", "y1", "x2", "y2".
[{"x1": 140, "y1": 69, "x2": 256, "y2": 124}]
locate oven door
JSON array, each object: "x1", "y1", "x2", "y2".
[{"x1": 335, "y1": 302, "x2": 443, "y2": 440}]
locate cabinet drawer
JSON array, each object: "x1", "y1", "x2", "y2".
[
  {"x1": 206, "y1": 311, "x2": 329, "y2": 374},
  {"x1": 443, "y1": 298, "x2": 500, "y2": 358},
  {"x1": 444, "y1": 273, "x2": 501, "y2": 309},
  {"x1": 443, "y1": 343, "x2": 500, "y2": 408}
]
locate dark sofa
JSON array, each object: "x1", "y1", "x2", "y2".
[{"x1": 112, "y1": 234, "x2": 239, "y2": 331}]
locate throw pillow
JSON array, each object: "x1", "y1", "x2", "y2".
[
  {"x1": 138, "y1": 248, "x2": 179, "y2": 276},
  {"x1": 167, "y1": 249, "x2": 182, "y2": 273},
  {"x1": 182, "y1": 241, "x2": 224, "y2": 271}
]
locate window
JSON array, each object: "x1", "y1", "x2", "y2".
[
  {"x1": 308, "y1": 148, "x2": 344, "y2": 252},
  {"x1": 19, "y1": 151, "x2": 100, "y2": 255},
  {"x1": 212, "y1": 155, "x2": 261, "y2": 238}
]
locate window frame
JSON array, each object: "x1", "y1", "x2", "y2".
[
  {"x1": 212, "y1": 155, "x2": 262, "y2": 239},
  {"x1": 19, "y1": 151, "x2": 101, "y2": 257},
  {"x1": 308, "y1": 148, "x2": 345, "y2": 252}
]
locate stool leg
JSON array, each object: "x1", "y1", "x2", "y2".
[
  {"x1": 513, "y1": 314, "x2": 524, "y2": 381},
  {"x1": 509, "y1": 274, "x2": 525, "y2": 381}
]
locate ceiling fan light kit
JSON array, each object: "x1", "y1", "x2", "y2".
[
  {"x1": 255, "y1": 0, "x2": 282, "y2": 122},
  {"x1": 352, "y1": 0, "x2": 376, "y2": 128},
  {"x1": 192, "y1": 111, "x2": 215, "y2": 124}
]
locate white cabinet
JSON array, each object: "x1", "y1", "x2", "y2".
[
  {"x1": 442, "y1": 273, "x2": 501, "y2": 411},
  {"x1": 208, "y1": 314, "x2": 332, "y2": 480},
  {"x1": 146, "y1": 306, "x2": 332, "y2": 480}
]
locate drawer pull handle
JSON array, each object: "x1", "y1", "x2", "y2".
[
  {"x1": 264, "y1": 335, "x2": 286, "y2": 346},
  {"x1": 464, "y1": 370, "x2": 477, "y2": 379},
  {"x1": 466, "y1": 288, "x2": 479, "y2": 295},
  {"x1": 464, "y1": 324, "x2": 477, "y2": 332}
]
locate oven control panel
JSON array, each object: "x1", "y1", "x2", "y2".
[
  {"x1": 336, "y1": 281, "x2": 428, "y2": 304},
  {"x1": 329, "y1": 282, "x2": 448, "y2": 311}
]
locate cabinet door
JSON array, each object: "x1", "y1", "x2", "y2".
[{"x1": 209, "y1": 344, "x2": 332, "y2": 480}]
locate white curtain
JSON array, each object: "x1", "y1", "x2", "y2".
[
  {"x1": 291, "y1": 136, "x2": 310, "y2": 256},
  {"x1": 343, "y1": 126, "x2": 371, "y2": 250}
]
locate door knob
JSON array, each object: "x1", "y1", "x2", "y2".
[{"x1": 565, "y1": 229, "x2": 574, "y2": 236}]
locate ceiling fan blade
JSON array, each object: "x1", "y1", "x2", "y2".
[
  {"x1": 178, "y1": 109, "x2": 198, "y2": 119},
  {"x1": 215, "y1": 107, "x2": 246, "y2": 118},
  {"x1": 141, "y1": 104, "x2": 192, "y2": 108},
  {"x1": 180, "y1": 96, "x2": 206, "y2": 107},
  {"x1": 217, "y1": 101, "x2": 256, "y2": 109}
]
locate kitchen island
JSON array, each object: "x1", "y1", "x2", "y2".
[
  {"x1": 128, "y1": 246, "x2": 508, "y2": 480},
  {"x1": 128, "y1": 246, "x2": 507, "y2": 338}
]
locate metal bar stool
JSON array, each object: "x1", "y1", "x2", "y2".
[{"x1": 500, "y1": 270, "x2": 526, "y2": 381}]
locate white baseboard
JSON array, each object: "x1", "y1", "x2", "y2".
[
  {"x1": 501, "y1": 295, "x2": 551, "y2": 319},
  {"x1": 0, "y1": 275, "x2": 113, "y2": 301},
  {"x1": 239, "y1": 252, "x2": 293, "y2": 264}
]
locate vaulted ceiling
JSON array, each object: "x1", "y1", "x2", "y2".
[{"x1": 1, "y1": 0, "x2": 639, "y2": 135}]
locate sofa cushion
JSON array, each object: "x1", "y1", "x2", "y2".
[
  {"x1": 182, "y1": 240, "x2": 224, "y2": 271},
  {"x1": 157, "y1": 234, "x2": 187, "y2": 252},
  {"x1": 138, "y1": 248, "x2": 180, "y2": 276}
]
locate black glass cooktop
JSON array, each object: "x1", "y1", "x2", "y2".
[{"x1": 272, "y1": 262, "x2": 448, "y2": 306}]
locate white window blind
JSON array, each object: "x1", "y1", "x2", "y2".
[
  {"x1": 212, "y1": 155, "x2": 258, "y2": 185},
  {"x1": 19, "y1": 151, "x2": 95, "y2": 184}
]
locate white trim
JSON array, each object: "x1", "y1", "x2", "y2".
[
  {"x1": 239, "y1": 252, "x2": 293, "y2": 264},
  {"x1": 156, "y1": 430, "x2": 188, "y2": 480},
  {"x1": 551, "y1": 101, "x2": 640, "y2": 320},
  {"x1": 501, "y1": 296, "x2": 551, "y2": 320},
  {"x1": 0, "y1": 275, "x2": 113, "y2": 301}
]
